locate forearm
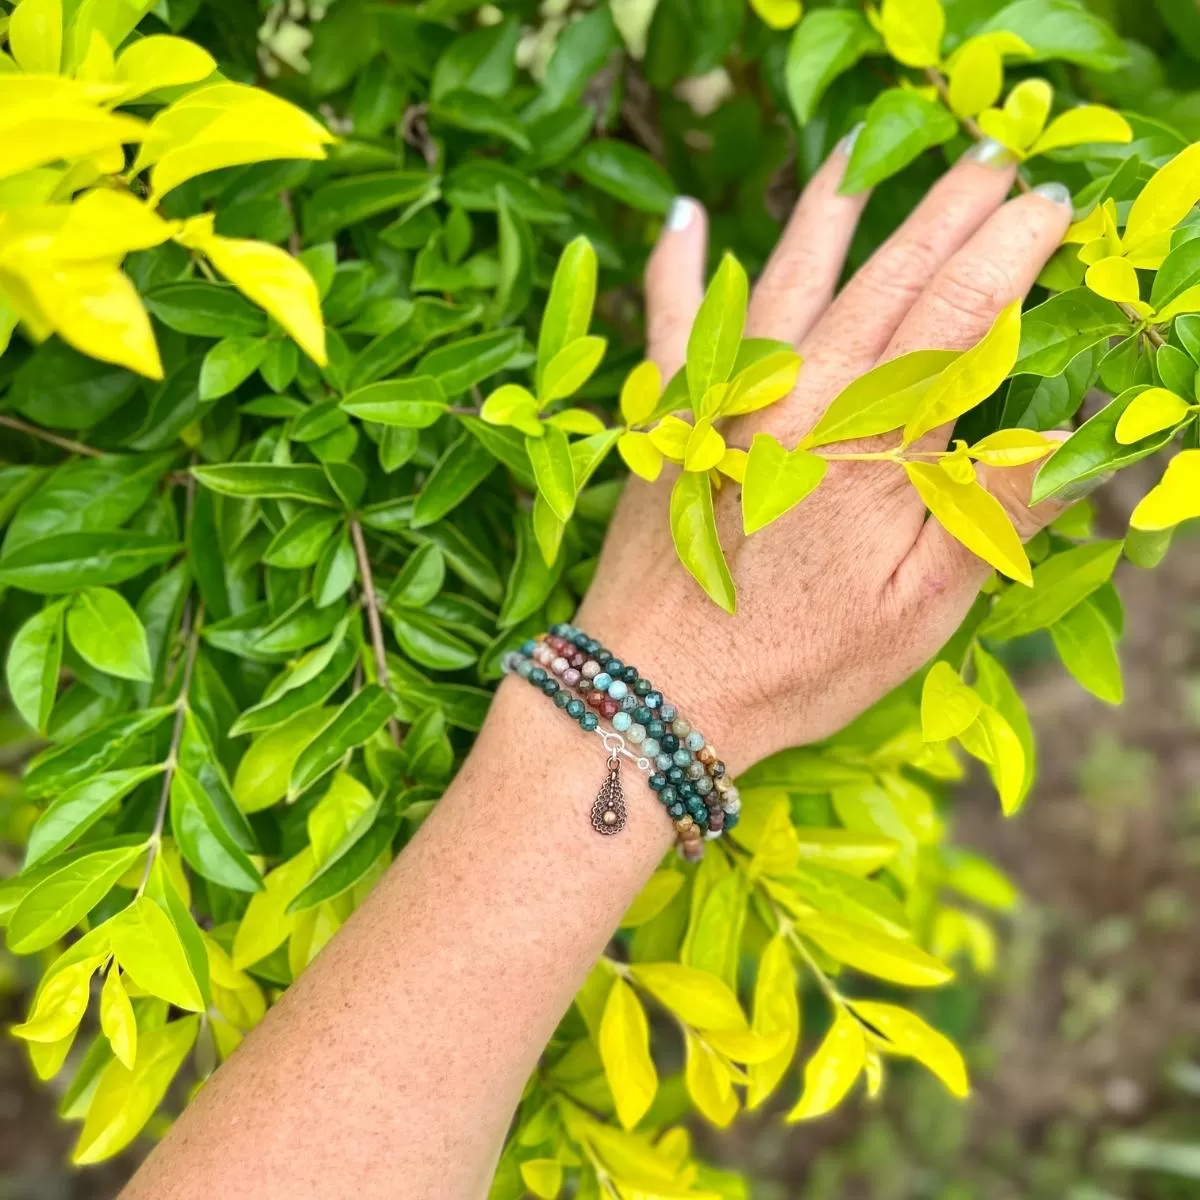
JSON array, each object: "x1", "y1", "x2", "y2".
[{"x1": 123, "y1": 676, "x2": 682, "y2": 1200}]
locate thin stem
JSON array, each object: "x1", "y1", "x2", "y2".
[
  {"x1": 1116, "y1": 304, "x2": 1168, "y2": 348},
  {"x1": 350, "y1": 516, "x2": 402, "y2": 744},
  {"x1": 0, "y1": 415, "x2": 103, "y2": 458}
]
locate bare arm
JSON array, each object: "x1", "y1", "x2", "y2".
[{"x1": 123, "y1": 141, "x2": 1075, "y2": 1200}]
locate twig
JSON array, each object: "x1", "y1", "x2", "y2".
[
  {"x1": 350, "y1": 517, "x2": 402, "y2": 744},
  {"x1": 0, "y1": 414, "x2": 103, "y2": 458}
]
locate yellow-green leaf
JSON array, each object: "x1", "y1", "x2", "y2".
[
  {"x1": 742, "y1": 433, "x2": 827, "y2": 534},
  {"x1": 683, "y1": 416, "x2": 726, "y2": 472},
  {"x1": 1113, "y1": 386, "x2": 1191, "y2": 444},
  {"x1": 519, "y1": 1159, "x2": 563, "y2": 1199},
  {"x1": 480, "y1": 383, "x2": 542, "y2": 437},
  {"x1": 527, "y1": 423, "x2": 577, "y2": 522},
  {"x1": 232, "y1": 849, "x2": 315, "y2": 968},
  {"x1": 957, "y1": 704, "x2": 1027, "y2": 815},
  {"x1": 100, "y1": 967, "x2": 138, "y2": 1070},
  {"x1": 968, "y1": 428, "x2": 1056, "y2": 466},
  {"x1": 1130, "y1": 449, "x2": 1200, "y2": 530},
  {"x1": 648, "y1": 414, "x2": 692, "y2": 460},
  {"x1": 800, "y1": 912, "x2": 955, "y2": 986},
  {"x1": 10, "y1": 0, "x2": 62, "y2": 74},
  {"x1": 687, "y1": 252, "x2": 747, "y2": 411},
  {"x1": 904, "y1": 461, "x2": 1031, "y2": 585},
  {"x1": 750, "y1": 0, "x2": 803, "y2": 29},
  {"x1": 747, "y1": 934, "x2": 800, "y2": 1110},
  {"x1": 109, "y1": 895, "x2": 205, "y2": 1012},
  {"x1": 920, "y1": 661, "x2": 982, "y2": 741},
  {"x1": 947, "y1": 38, "x2": 1002, "y2": 118},
  {"x1": 620, "y1": 871, "x2": 685, "y2": 928},
  {"x1": 670, "y1": 470, "x2": 736, "y2": 613},
  {"x1": 904, "y1": 301, "x2": 1021, "y2": 444},
  {"x1": 1028, "y1": 105, "x2": 1132, "y2": 157},
  {"x1": 876, "y1": 0, "x2": 945, "y2": 67},
  {"x1": 851, "y1": 1000, "x2": 969, "y2": 1097},
  {"x1": 1003, "y1": 78, "x2": 1053, "y2": 149},
  {"x1": 617, "y1": 430, "x2": 664, "y2": 481},
  {"x1": 685, "y1": 1031, "x2": 739, "y2": 1126},
  {"x1": 11, "y1": 956, "x2": 102, "y2": 1044},
  {"x1": 1050, "y1": 599, "x2": 1123, "y2": 704},
  {"x1": 540, "y1": 334, "x2": 606, "y2": 405},
  {"x1": 598, "y1": 977, "x2": 658, "y2": 1129},
  {"x1": 629, "y1": 961, "x2": 749, "y2": 1032},
  {"x1": 115, "y1": 35, "x2": 215, "y2": 102},
  {"x1": 720, "y1": 350, "x2": 802, "y2": 417},
  {"x1": 1085, "y1": 255, "x2": 1141, "y2": 306},
  {"x1": 1124, "y1": 142, "x2": 1200, "y2": 266},
  {"x1": 620, "y1": 360, "x2": 662, "y2": 425},
  {"x1": 786, "y1": 1010, "x2": 865, "y2": 1121}
]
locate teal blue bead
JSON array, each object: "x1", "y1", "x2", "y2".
[
  {"x1": 669, "y1": 803, "x2": 685, "y2": 818},
  {"x1": 580, "y1": 712, "x2": 599, "y2": 731},
  {"x1": 516, "y1": 660, "x2": 533, "y2": 678},
  {"x1": 633, "y1": 706, "x2": 653, "y2": 725},
  {"x1": 673, "y1": 748, "x2": 692, "y2": 767},
  {"x1": 553, "y1": 691, "x2": 571, "y2": 709},
  {"x1": 608, "y1": 679, "x2": 629, "y2": 700},
  {"x1": 612, "y1": 711, "x2": 631, "y2": 732},
  {"x1": 685, "y1": 730, "x2": 705, "y2": 752},
  {"x1": 567, "y1": 699, "x2": 585, "y2": 718},
  {"x1": 645, "y1": 691, "x2": 662, "y2": 709},
  {"x1": 529, "y1": 666, "x2": 547, "y2": 684},
  {"x1": 659, "y1": 786, "x2": 677, "y2": 805},
  {"x1": 646, "y1": 719, "x2": 665, "y2": 738},
  {"x1": 594, "y1": 671, "x2": 613, "y2": 690},
  {"x1": 643, "y1": 738, "x2": 661, "y2": 758}
]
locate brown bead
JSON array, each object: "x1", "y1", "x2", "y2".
[
  {"x1": 708, "y1": 810, "x2": 725, "y2": 831},
  {"x1": 710, "y1": 760, "x2": 726, "y2": 778},
  {"x1": 586, "y1": 689, "x2": 604, "y2": 709},
  {"x1": 600, "y1": 697, "x2": 620, "y2": 719},
  {"x1": 698, "y1": 744, "x2": 717, "y2": 765},
  {"x1": 675, "y1": 815, "x2": 694, "y2": 832},
  {"x1": 714, "y1": 775, "x2": 732, "y2": 793},
  {"x1": 568, "y1": 650, "x2": 586, "y2": 668}
]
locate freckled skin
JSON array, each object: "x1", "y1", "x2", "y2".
[{"x1": 123, "y1": 148, "x2": 1073, "y2": 1200}]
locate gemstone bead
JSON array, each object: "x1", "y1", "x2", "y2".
[
  {"x1": 553, "y1": 691, "x2": 571, "y2": 709},
  {"x1": 685, "y1": 731, "x2": 705, "y2": 752},
  {"x1": 621, "y1": 665, "x2": 639, "y2": 683},
  {"x1": 695, "y1": 775, "x2": 714, "y2": 795},
  {"x1": 521, "y1": 639, "x2": 537, "y2": 655},
  {"x1": 627, "y1": 724, "x2": 646, "y2": 744},
  {"x1": 568, "y1": 650, "x2": 585, "y2": 668},
  {"x1": 608, "y1": 679, "x2": 629, "y2": 700},
  {"x1": 698, "y1": 745, "x2": 716, "y2": 765},
  {"x1": 673, "y1": 748, "x2": 692, "y2": 767},
  {"x1": 600, "y1": 697, "x2": 620, "y2": 719},
  {"x1": 676, "y1": 814, "x2": 694, "y2": 831},
  {"x1": 582, "y1": 660, "x2": 600, "y2": 679},
  {"x1": 722, "y1": 793, "x2": 741, "y2": 815},
  {"x1": 669, "y1": 803, "x2": 684, "y2": 818},
  {"x1": 516, "y1": 660, "x2": 533, "y2": 678},
  {"x1": 678, "y1": 781, "x2": 696, "y2": 801},
  {"x1": 612, "y1": 711, "x2": 631, "y2": 732},
  {"x1": 645, "y1": 719, "x2": 665, "y2": 739},
  {"x1": 671, "y1": 717, "x2": 691, "y2": 737},
  {"x1": 566, "y1": 699, "x2": 585, "y2": 719},
  {"x1": 586, "y1": 690, "x2": 604, "y2": 709},
  {"x1": 642, "y1": 738, "x2": 661, "y2": 758},
  {"x1": 649, "y1": 773, "x2": 666, "y2": 791},
  {"x1": 645, "y1": 691, "x2": 662, "y2": 709},
  {"x1": 655, "y1": 752, "x2": 673, "y2": 771},
  {"x1": 633, "y1": 706, "x2": 653, "y2": 725},
  {"x1": 542, "y1": 679, "x2": 559, "y2": 695},
  {"x1": 634, "y1": 678, "x2": 652, "y2": 697},
  {"x1": 724, "y1": 810, "x2": 739, "y2": 831},
  {"x1": 709, "y1": 809, "x2": 725, "y2": 831},
  {"x1": 607, "y1": 658, "x2": 624, "y2": 675},
  {"x1": 714, "y1": 775, "x2": 731, "y2": 794},
  {"x1": 666, "y1": 766, "x2": 684, "y2": 784},
  {"x1": 659, "y1": 702, "x2": 677, "y2": 723},
  {"x1": 551, "y1": 656, "x2": 569, "y2": 675},
  {"x1": 621, "y1": 694, "x2": 638, "y2": 712},
  {"x1": 593, "y1": 671, "x2": 613, "y2": 690},
  {"x1": 686, "y1": 761, "x2": 705, "y2": 780},
  {"x1": 711, "y1": 761, "x2": 726, "y2": 778},
  {"x1": 659, "y1": 786, "x2": 677, "y2": 805},
  {"x1": 562, "y1": 668, "x2": 581, "y2": 687},
  {"x1": 660, "y1": 734, "x2": 679, "y2": 753},
  {"x1": 596, "y1": 649, "x2": 612, "y2": 665},
  {"x1": 580, "y1": 712, "x2": 599, "y2": 731}
]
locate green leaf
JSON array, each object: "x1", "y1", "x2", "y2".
[
  {"x1": 980, "y1": 540, "x2": 1123, "y2": 640},
  {"x1": 66, "y1": 587, "x2": 152, "y2": 683},
  {"x1": 1014, "y1": 288, "x2": 1129, "y2": 377},
  {"x1": 25, "y1": 766, "x2": 163, "y2": 869},
  {"x1": 0, "y1": 532, "x2": 179, "y2": 594},
  {"x1": 1050, "y1": 598, "x2": 1123, "y2": 703},
  {"x1": 537, "y1": 237, "x2": 597, "y2": 396},
  {"x1": 302, "y1": 170, "x2": 435, "y2": 241},
  {"x1": 109, "y1": 895, "x2": 205, "y2": 1011},
  {"x1": 6, "y1": 600, "x2": 66, "y2": 733},
  {"x1": 388, "y1": 544, "x2": 446, "y2": 608},
  {"x1": 687, "y1": 253, "x2": 748, "y2": 410},
  {"x1": 430, "y1": 89, "x2": 531, "y2": 149},
  {"x1": 8, "y1": 843, "x2": 145, "y2": 955},
  {"x1": 1031, "y1": 387, "x2": 1178, "y2": 503},
  {"x1": 288, "y1": 803, "x2": 397, "y2": 912},
  {"x1": 199, "y1": 336, "x2": 267, "y2": 401},
  {"x1": 920, "y1": 661, "x2": 982, "y2": 741},
  {"x1": 430, "y1": 17, "x2": 519, "y2": 101},
  {"x1": 786, "y1": 10, "x2": 880, "y2": 124},
  {"x1": 541, "y1": 335, "x2": 607, "y2": 405},
  {"x1": 192, "y1": 464, "x2": 338, "y2": 506},
  {"x1": 807, "y1": 350, "x2": 960, "y2": 446},
  {"x1": 414, "y1": 329, "x2": 524, "y2": 397},
  {"x1": 144, "y1": 282, "x2": 266, "y2": 337},
  {"x1": 72, "y1": 1016, "x2": 199, "y2": 1165},
  {"x1": 170, "y1": 769, "x2": 263, "y2": 892},
  {"x1": 340, "y1": 377, "x2": 449, "y2": 428},
  {"x1": 742, "y1": 434, "x2": 827, "y2": 534},
  {"x1": 670, "y1": 471, "x2": 736, "y2": 613},
  {"x1": 263, "y1": 509, "x2": 341, "y2": 569},
  {"x1": 288, "y1": 686, "x2": 397, "y2": 798},
  {"x1": 233, "y1": 707, "x2": 335, "y2": 813},
  {"x1": 799, "y1": 912, "x2": 954, "y2": 986},
  {"x1": 599, "y1": 977, "x2": 658, "y2": 1129},
  {"x1": 572, "y1": 141, "x2": 675, "y2": 214},
  {"x1": 411, "y1": 434, "x2": 496, "y2": 529},
  {"x1": 980, "y1": 0, "x2": 1127, "y2": 69},
  {"x1": 392, "y1": 610, "x2": 478, "y2": 670},
  {"x1": 313, "y1": 528, "x2": 355, "y2": 608},
  {"x1": 842, "y1": 88, "x2": 958, "y2": 194},
  {"x1": 499, "y1": 511, "x2": 560, "y2": 625},
  {"x1": 527, "y1": 424, "x2": 577, "y2": 523}
]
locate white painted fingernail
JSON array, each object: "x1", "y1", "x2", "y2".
[
  {"x1": 964, "y1": 136, "x2": 1017, "y2": 167},
  {"x1": 1032, "y1": 181, "x2": 1074, "y2": 209},
  {"x1": 837, "y1": 121, "x2": 864, "y2": 156},
  {"x1": 665, "y1": 197, "x2": 698, "y2": 232}
]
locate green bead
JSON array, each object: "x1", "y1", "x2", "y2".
[{"x1": 567, "y1": 699, "x2": 585, "y2": 719}]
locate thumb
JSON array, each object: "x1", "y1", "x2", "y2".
[
  {"x1": 644, "y1": 197, "x2": 708, "y2": 379},
  {"x1": 895, "y1": 430, "x2": 1090, "y2": 602}
]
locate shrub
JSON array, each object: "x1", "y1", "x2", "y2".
[{"x1": 1, "y1": 0, "x2": 1198, "y2": 1192}]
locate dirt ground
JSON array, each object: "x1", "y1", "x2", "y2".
[{"x1": 2, "y1": 481, "x2": 1198, "y2": 1199}]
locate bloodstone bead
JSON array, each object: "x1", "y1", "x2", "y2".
[
  {"x1": 645, "y1": 691, "x2": 662, "y2": 709},
  {"x1": 669, "y1": 803, "x2": 685, "y2": 818},
  {"x1": 724, "y1": 809, "x2": 739, "y2": 831},
  {"x1": 678, "y1": 781, "x2": 696, "y2": 800},
  {"x1": 529, "y1": 666, "x2": 547, "y2": 684},
  {"x1": 606, "y1": 658, "x2": 623, "y2": 674},
  {"x1": 689, "y1": 804, "x2": 707, "y2": 824},
  {"x1": 710, "y1": 761, "x2": 726, "y2": 778},
  {"x1": 659, "y1": 703, "x2": 677, "y2": 723},
  {"x1": 659, "y1": 785, "x2": 677, "y2": 805},
  {"x1": 646, "y1": 719, "x2": 665, "y2": 739},
  {"x1": 584, "y1": 638, "x2": 601, "y2": 654},
  {"x1": 596, "y1": 649, "x2": 612, "y2": 665},
  {"x1": 541, "y1": 679, "x2": 559, "y2": 696},
  {"x1": 633, "y1": 678, "x2": 652, "y2": 697},
  {"x1": 600, "y1": 697, "x2": 620, "y2": 719},
  {"x1": 660, "y1": 734, "x2": 679, "y2": 753},
  {"x1": 633, "y1": 706, "x2": 653, "y2": 725},
  {"x1": 580, "y1": 712, "x2": 599, "y2": 731},
  {"x1": 566, "y1": 699, "x2": 585, "y2": 719},
  {"x1": 649, "y1": 773, "x2": 666, "y2": 791},
  {"x1": 621, "y1": 666, "x2": 638, "y2": 684},
  {"x1": 666, "y1": 766, "x2": 684, "y2": 784},
  {"x1": 553, "y1": 691, "x2": 571, "y2": 709}
]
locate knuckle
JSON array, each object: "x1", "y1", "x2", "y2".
[
  {"x1": 860, "y1": 236, "x2": 940, "y2": 303},
  {"x1": 930, "y1": 257, "x2": 1015, "y2": 326}
]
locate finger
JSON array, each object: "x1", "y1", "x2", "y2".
[
  {"x1": 888, "y1": 431, "x2": 1076, "y2": 620},
  {"x1": 803, "y1": 141, "x2": 1019, "y2": 367},
  {"x1": 883, "y1": 183, "x2": 1075, "y2": 364},
  {"x1": 745, "y1": 127, "x2": 871, "y2": 345},
  {"x1": 644, "y1": 197, "x2": 709, "y2": 378}
]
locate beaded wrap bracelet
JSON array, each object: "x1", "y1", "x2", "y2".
[{"x1": 502, "y1": 624, "x2": 741, "y2": 860}]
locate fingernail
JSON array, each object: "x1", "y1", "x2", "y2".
[
  {"x1": 665, "y1": 197, "x2": 698, "y2": 232},
  {"x1": 964, "y1": 137, "x2": 1017, "y2": 167},
  {"x1": 1032, "y1": 181, "x2": 1074, "y2": 209},
  {"x1": 1055, "y1": 470, "x2": 1114, "y2": 503},
  {"x1": 836, "y1": 121, "x2": 864, "y2": 157}
]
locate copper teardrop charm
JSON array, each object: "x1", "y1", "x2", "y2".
[{"x1": 591, "y1": 755, "x2": 627, "y2": 835}]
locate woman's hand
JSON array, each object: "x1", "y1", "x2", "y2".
[{"x1": 578, "y1": 139, "x2": 1075, "y2": 770}]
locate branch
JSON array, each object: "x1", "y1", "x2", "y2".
[
  {"x1": 350, "y1": 517, "x2": 402, "y2": 744},
  {"x1": 0, "y1": 414, "x2": 103, "y2": 458}
]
